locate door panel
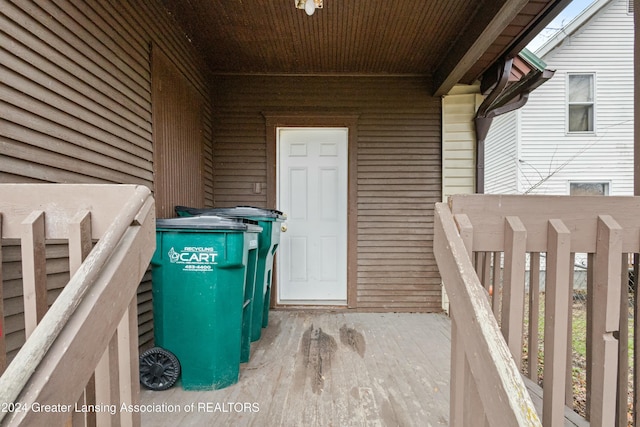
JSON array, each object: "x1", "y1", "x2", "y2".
[{"x1": 277, "y1": 128, "x2": 348, "y2": 304}]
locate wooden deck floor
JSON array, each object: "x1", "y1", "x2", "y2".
[{"x1": 140, "y1": 310, "x2": 451, "y2": 426}]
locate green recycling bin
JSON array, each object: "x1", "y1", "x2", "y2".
[
  {"x1": 175, "y1": 206, "x2": 286, "y2": 342},
  {"x1": 150, "y1": 215, "x2": 261, "y2": 390}
]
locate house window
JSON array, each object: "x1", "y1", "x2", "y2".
[
  {"x1": 567, "y1": 74, "x2": 595, "y2": 133},
  {"x1": 629, "y1": 0, "x2": 634, "y2": 14},
  {"x1": 569, "y1": 182, "x2": 609, "y2": 196}
]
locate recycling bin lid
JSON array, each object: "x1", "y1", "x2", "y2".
[
  {"x1": 156, "y1": 215, "x2": 262, "y2": 232},
  {"x1": 175, "y1": 205, "x2": 285, "y2": 220}
]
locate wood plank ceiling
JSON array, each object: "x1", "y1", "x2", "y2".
[{"x1": 161, "y1": 0, "x2": 567, "y2": 94}]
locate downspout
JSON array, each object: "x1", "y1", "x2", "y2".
[
  {"x1": 474, "y1": 55, "x2": 555, "y2": 194},
  {"x1": 475, "y1": 117, "x2": 493, "y2": 195},
  {"x1": 474, "y1": 59, "x2": 513, "y2": 194}
]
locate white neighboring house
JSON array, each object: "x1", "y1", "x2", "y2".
[{"x1": 484, "y1": 0, "x2": 634, "y2": 196}]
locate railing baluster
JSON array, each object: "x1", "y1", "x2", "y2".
[
  {"x1": 95, "y1": 331, "x2": 120, "y2": 426},
  {"x1": 566, "y1": 253, "x2": 575, "y2": 409},
  {"x1": 118, "y1": 298, "x2": 141, "y2": 427},
  {"x1": 464, "y1": 360, "x2": 489, "y2": 427},
  {"x1": 492, "y1": 251, "x2": 501, "y2": 307},
  {"x1": 450, "y1": 315, "x2": 465, "y2": 426},
  {"x1": 79, "y1": 376, "x2": 97, "y2": 427},
  {"x1": 69, "y1": 211, "x2": 92, "y2": 274},
  {"x1": 590, "y1": 215, "x2": 622, "y2": 427},
  {"x1": 502, "y1": 216, "x2": 527, "y2": 369},
  {"x1": 474, "y1": 252, "x2": 483, "y2": 281},
  {"x1": 68, "y1": 211, "x2": 94, "y2": 427},
  {"x1": 528, "y1": 252, "x2": 540, "y2": 381},
  {"x1": 634, "y1": 252, "x2": 640, "y2": 427},
  {"x1": 474, "y1": 252, "x2": 491, "y2": 291},
  {"x1": 543, "y1": 219, "x2": 572, "y2": 427},
  {"x1": 482, "y1": 252, "x2": 492, "y2": 293},
  {"x1": 618, "y1": 253, "x2": 630, "y2": 427},
  {"x1": 587, "y1": 252, "x2": 594, "y2": 417},
  {"x1": 21, "y1": 210, "x2": 47, "y2": 338},
  {"x1": 0, "y1": 215, "x2": 5, "y2": 374},
  {"x1": 493, "y1": 253, "x2": 503, "y2": 321}
]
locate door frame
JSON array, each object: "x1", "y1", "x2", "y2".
[{"x1": 264, "y1": 112, "x2": 359, "y2": 309}]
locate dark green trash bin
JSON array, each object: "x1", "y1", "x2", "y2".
[
  {"x1": 175, "y1": 206, "x2": 285, "y2": 342},
  {"x1": 150, "y1": 215, "x2": 261, "y2": 390}
]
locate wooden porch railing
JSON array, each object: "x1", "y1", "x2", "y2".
[
  {"x1": 435, "y1": 199, "x2": 541, "y2": 426},
  {"x1": 435, "y1": 194, "x2": 639, "y2": 427},
  {"x1": 0, "y1": 184, "x2": 155, "y2": 427}
]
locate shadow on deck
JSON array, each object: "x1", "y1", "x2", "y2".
[{"x1": 141, "y1": 311, "x2": 451, "y2": 427}]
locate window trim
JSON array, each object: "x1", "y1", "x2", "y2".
[
  {"x1": 568, "y1": 181, "x2": 610, "y2": 196},
  {"x1": 566, "y1": 72, "x2": 596, "y2": 135}
]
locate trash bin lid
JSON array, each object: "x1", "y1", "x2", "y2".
[
  {"x1": 175, "y1": 205, "x2": 285, "y2": 221},
  {"x1": 156, "y1": 215, "x2": 262, "y2": 232}
]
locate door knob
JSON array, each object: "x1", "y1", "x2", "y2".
[{"x1": 281, "y1": 224, "x2": 288, "y2": 232}]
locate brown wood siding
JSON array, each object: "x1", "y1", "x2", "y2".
[
  {"x1": 212, "y1": 113, "x2": 268, "y2": 206},
  {"x1": 213, "y1": 76, "x2": 442, "y2": 312},
  {"x1": 152, "y1": 47, "x2": 205, "y2": 219},
  {"x1": 3, "y1": 243, "x2": 71, "y2": 362},
  {"x1": 0, "y1": 0, "x2": 213, "y2": 352},
  {"x1": 357, "y1": 112, "x2": 442, "y2": 310}
]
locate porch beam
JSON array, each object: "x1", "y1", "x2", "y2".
[{"x1": 433, "y1": 0, "x2": 528, "y2": 97}]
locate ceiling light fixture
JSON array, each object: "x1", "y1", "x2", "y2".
[{"x1": 295, "y1": 0, "x2": 323, "y2": 16}]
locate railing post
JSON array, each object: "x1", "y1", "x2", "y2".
[
  {"x1": 528, "y1": 252, "x2": 540, "y2": 381},
  {"x1": 21, "y1": 210, "x2": 47, "y2": 338},
  {"x1": 543, "y1": 219, "x2": 572, "y2": 427},
  {"x1": 68, "y1": 210, "x2": 96, "y2": 427},
  {"x1": 590, "y1": 215, "x2": 622, "y2": 427},
  {"x1": 502, "y1": 216, "x2": 527, "y2": 369}
]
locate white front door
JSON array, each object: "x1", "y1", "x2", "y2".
[{"x1": 277, "y1": 127, "x2": 348, "y2": 304}]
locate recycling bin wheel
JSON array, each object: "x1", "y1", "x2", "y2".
[{"x1": 139, "y1": 347, "x2": 181, "y2": 391}]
